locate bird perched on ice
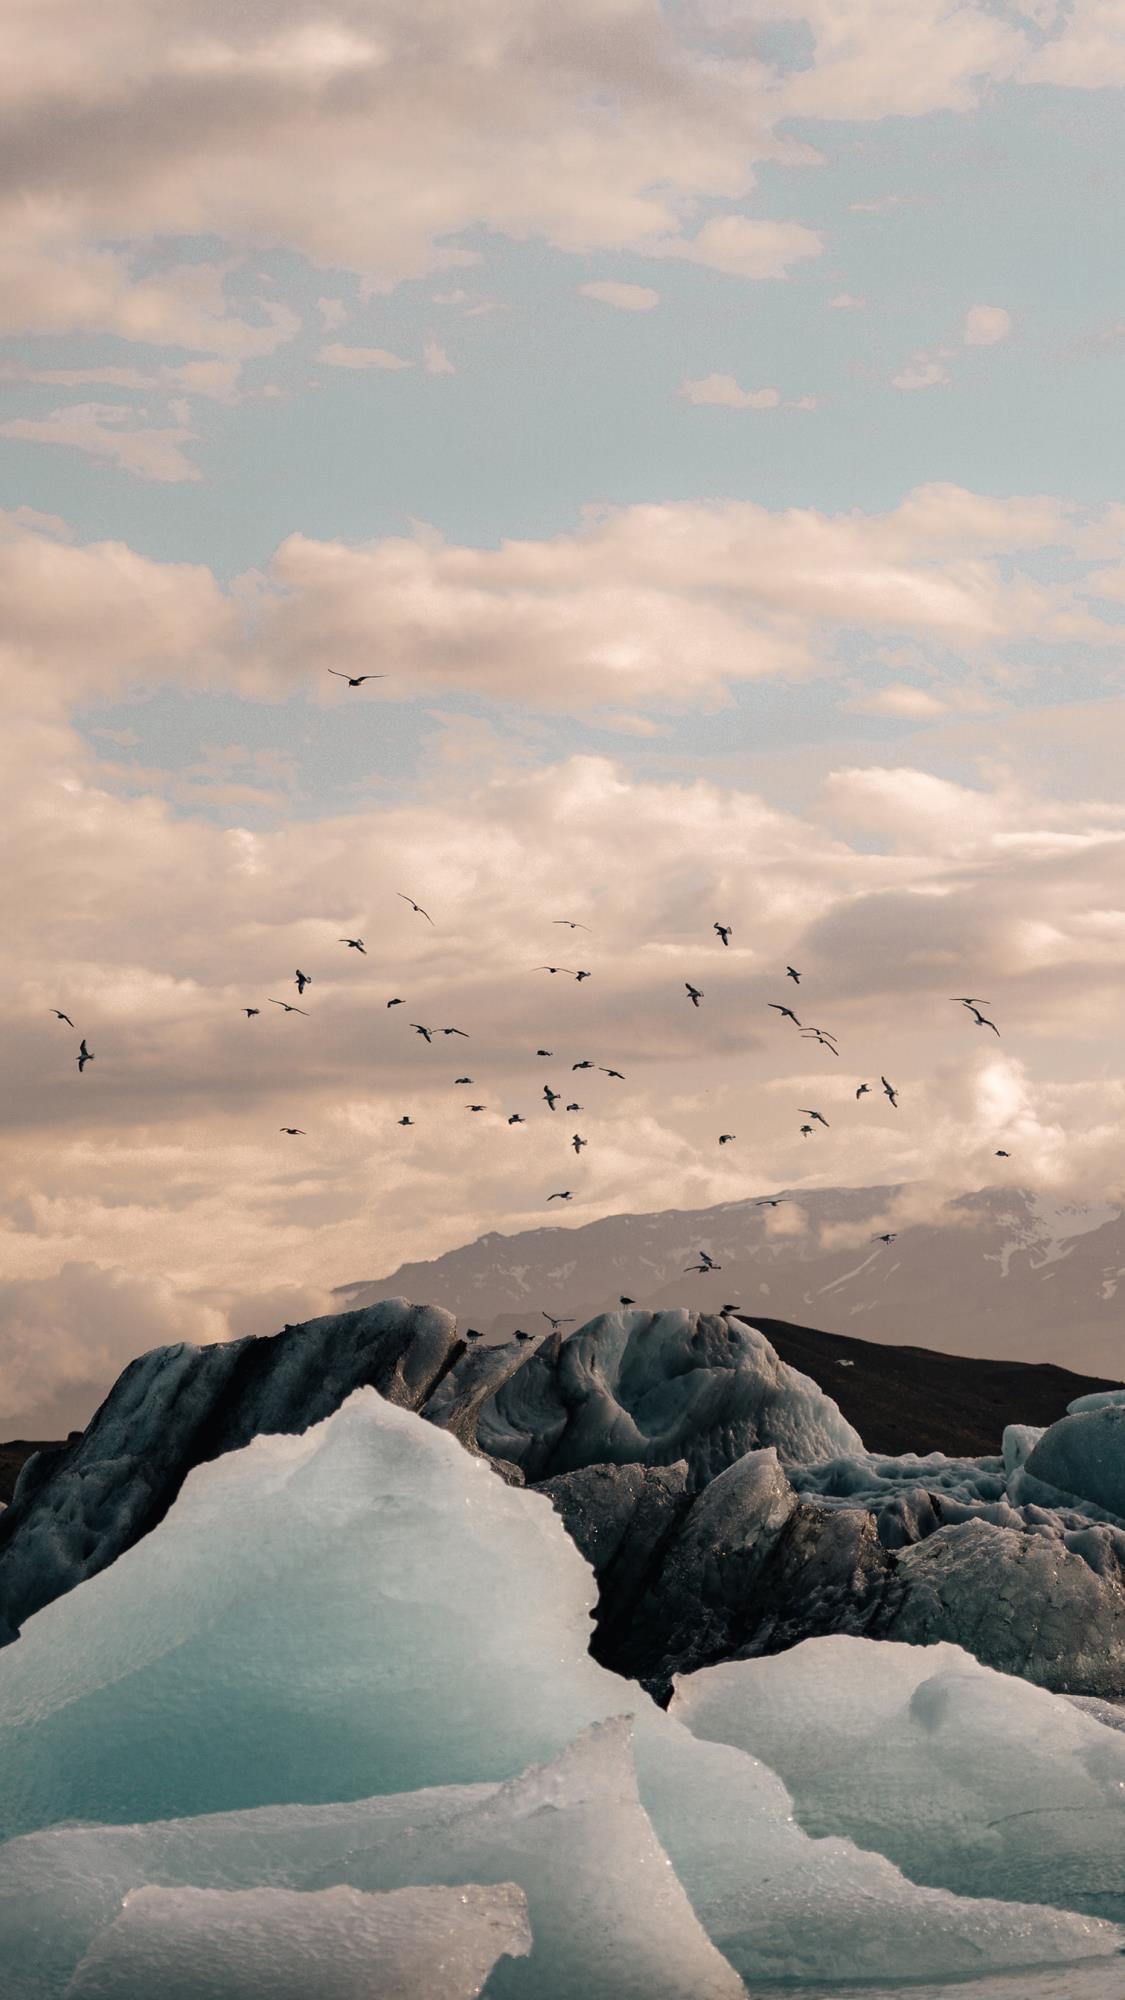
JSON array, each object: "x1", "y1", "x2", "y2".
[
  {"x1": 542, "y1": 1312, "x2": 575, "y2": 1331},
  {"x1": 619, "y1": 1295, "x2": 636, "y2": 1306}
]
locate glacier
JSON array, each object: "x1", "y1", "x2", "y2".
[{"x1": 1, "y1": 1386, "x2": 1124, "y2": 1999}]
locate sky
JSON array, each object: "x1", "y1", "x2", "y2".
[{"x1": 4, "y1": 0, "x2": 1125, "y2": 1433}]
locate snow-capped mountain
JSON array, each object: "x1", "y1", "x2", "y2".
[{"x1": 338, "y1": 1184, "x2": 1125, "y2": 1376}]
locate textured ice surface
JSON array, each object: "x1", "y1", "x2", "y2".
[
  {"x1": 475, "y1": 1308, "x2": 864, "y2": 1487},
  {"x1": 2, "y1": 1393, "x2": 1123, "y2": 1999},
  {"x1": 673, "y1": 1634, "x2": 1125, "y2": 1919},
  {"x1": 1019, "y1": 1405, "x2": 1125, "y2": 1522},
  {"x1": 62, "y1": 1881, "x2": 531, "y2": 1999}
]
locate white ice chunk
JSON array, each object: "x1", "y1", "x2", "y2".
[
  {"x1": 62, "y1": 1881, "x2": 530, "y2": 2000},
  {"x1": 672, "y1": 1634, "x2": 1125, "y2": 1920}
]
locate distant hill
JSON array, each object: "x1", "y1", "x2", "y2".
[{"x1": 337, "y1": 1182, "x2": 1125, "y2": 1377}]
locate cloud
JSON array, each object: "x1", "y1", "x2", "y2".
[
  {"x1": 317, "y1": 343, "x2": 413, "y2": 371},
  {"x1": 963, "y1": 303, "x2": 1012, "y2": 347},
  {"x1": 828, "y1": 292, "x2": 864, "y2": 308},
  {"x1": 0, "y1": 402, "x2": 202, "y2": 481},
  {"x1": 422, "y1": 339, "x2": 455, "y2": 375},
  {"x1": 316, "y1": 297, "x2": 348, "y2": 329},
  {"x1": 678, "y1": 373, "x2": 781, "y2": 409},
  {"x1": 579, "y1": 281, "x2": 660, "y2": 311},
  {"x1": 0, "y1": 240, "x2": 299, "y2": 353},
  {"x1": 891, "y1": 350, "x2": 954, "y2": 392},
  {"x1": 659, "y1": 214, "x2": 823, "y2": 280}
]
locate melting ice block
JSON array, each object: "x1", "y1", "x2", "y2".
[
  {"x1": 63, "y1": 1881, "x2": 531, "y2": 1999},
  {"x1": 673, "y1": 1633, "x2": 1125, "y2": 1920}
]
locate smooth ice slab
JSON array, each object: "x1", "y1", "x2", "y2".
[{"x1": 62, "y1": 1881, "x2": 530, "y2": 2000}]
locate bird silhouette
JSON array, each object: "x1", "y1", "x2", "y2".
[
  {"x1": 270, "y1": 999, "x2": 309, "y2": 1015},
  {"x1": 799, "y1": 1123, "x2": 814, "y2": 1137},
  {"x1": 801, "y1": 1027, "x2": 838, "y2": 1054},
  {"x1": 243, "y1": 1007, "x2": 260, "y2": 1018},
  {"x1": 514, "y1": 1328, "x2": 535, "y2": 1342},
  {"x1": 686, "y1": 983, "x2": 703, "y2": 1007},
  {"x1": 327, "y1": 671, "x2": 386, "y2": 686},
  {"x1": 786, "y1": 966, "x2": 801, "y2": 984},
  {"x1": 572, "y1": 1059, "x2": 594, "y2": 1070},
  {"x1": 873, "y1": 1232, "x2": 897, "y2": 1245},
  {"x1": 454, "y1": 1075, "x2": 473, "y2": 1084},
  {"x1": 684, "y1": 1257, "x2": 721, "y2": 1274},
  {"x1": 51, "y1": 1010, "x2": 75, "y2": 1027},
  {"x1": 719, "y1": 1133, "x2": 736, "y2": 1145},
  {"x1": 600, "y1": 1067, "x2": 625, "y2": 1079},
  {"x1": 411, "y1": 1024, "x2": 434, "y2": 1043},
  {"x1": 951, "y1": 997, "x2": 991, "y2": 1009},
  {"x1": 295, "y1": 970, "x2": 312, "y2": 995},
  {"x1": 537, "y1": 966, "x2": 574, "y2": 975},
  {"x1": 553, "y1": 919, "x2": 590, "y2": 930},
  {"x1": 855, "y1": 1082, "x2": 871, "y2": 1099},
  {"x1": 694, "y1": 1250, "x2": 718, "y2": 1270},
  {"x1": 398, "y1": 893, "x2": 434, "y2": 924},
  {"x1": 536, "y1": 1048, "x2": 553, "y2": 1057},
  {"x1": 76, "y1": 1039, "x2": 94, "y2": 1072},
  {"x1": 565, "y1": 1101, "x2": 582, "y2": 1112},
  {"x1": 397, "y1": 1116, "x2": 414, "y2": 1126},
  {"x1": 542, "y1": 1311, "x2": 575, "y2": 1331},
  {"x1": 548, "y1": 1190, "x2": 572, "y2": 1201},
  {"x1": 507, "y1": 1113, "x2": 525, "y2": 1125},
  {"x1": 967, "y1": 1006, "x2": 1000, "y2": 1035},
  {"x1": 756, "y1": 1197, "x2": 784, "y2": 1208},
  {"x1": 339, "y1": 937, "x2": 366, "y2": 953},
  {"x1": 466, "y1": 1104, "x2": 486, "y2": 1112},
  {"x1": 619, "y1": 1295, "x2": 636, "y2": 1306},
  {"x1": 995, "y1": 1149, "x2": 1011, "y2": 1158},
  {"x1": 572, "y1": 1133, "x2": 586, "y2": 1153},
  {"x1": 714, "y1": 923, "x2": 732, "y2": 946},
  {"x1": 386, "y1": 998, "x2": 404, "y2": 1008},
  {"x1": 574, "y1": 969, "x2": 592, "y2": 981},
  {"x1": 464, "y1": 1328, "x2": 482, "y2": 1341},
  {"x1": 441, "y1": 1026, "x2": 469, "y2": 1037},
  {"x1": 279, "y1": 1126, "x2": 306, "y2": 1135},
  {"x1": 881, "y1": 1076, "x2": 898, "y2": 1108},
  {"x1": 799, "y1": 1108, "x2": 829, "y2": 1128},
  {"x1": 720, "y1": 1305, "x2": 745, "y2": 1317},
  {"x1": 543, "y1": 1085, "x2": 560, "y2": 1110},
  {"x1": 768, "y1": 1003, "x2": 801, "y2": 1026}
]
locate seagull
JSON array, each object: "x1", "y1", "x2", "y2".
[
  {"x1": 600, "y1": 1067, "x2": 626, "y2": 1079},
  {"x1": 873, "y1": 1232, "x2": 897, "y2": 1245},
  {"x1": 454, "y1": 1075, "x2": 473, "y2": 1084},
  {"x1": 76, "y1": 1039, "x2": 94, "y2": 1072},
  {"x1": 574, "y1": 969, "x2": 592, "y2": 981},
  {"x1": 548, "y1": 1190, "x2": 573, "y2": 1201},
  {"x1": 243, "y1": 1007, "x2": 260, "y2": 1018},
  {"x1": 881, "y1": 1076, "x2": 898, "y2": 1108},
  {"x1": 386, "y1": 998, "x2": 404, "y2": 1008},
  {"x1": 327, "y1": 670, "x2": 387, "y2": 686},
  {"x1": 720, "y1": 1305, "x2": 745, "y2": 1317},
  {"x1": 686, "y1": 983, "x2": 704, "y2": 1007},
  {"x1": 714, "y1": 923, "x2": 732, "y2": 947},
  {"x1": 270, "y1": 999, "x2": 309, "y2": 1015},
  {"x1": 507, "y1": 1113, "x2": 525, "y2": 1125},
  {"x1": 756, "y1": 1197, "x2": 784, "y2": 1208},
  {"x1": 801, "y1": 1028, "x2": 839, "y2": 1055},
  {"x1": 514, "y1": 1329, "x2": 535, "y2": 1342},
  {"x1": 397, "y1": 1116, "x2": 414, "y2": 1126},
  {"x1": 967, "y1": 1006, "x2": 1000, "y2": 1035},
  {"x1": 799, "y1": 1108, "x2": 830, "y2": 1128},
  {"x1": 537, "y1": 966, "x2": 574, "y2": 975},
  {"x1": 786, "y1": 966, "x2": 801, "y2": 984},
  {"x1": 464, "y1": 1328, "x2": 482, "y2": 1341},
  {"x1": 855, "y1": 1082, "x2": 871, "y2": 1099},
  {"x1": 619, "y1": 1295, "x2": 636, "y2": 1306},
  {"x1": 572, "y1": 1059, "x2": 594, "y2": 1070},
  {"x1": 279, "y1": 1126, "x2": 306, "y2": 1135},
  {"x1": 554, "y1": 919, "x2": 591, "y2": 930},
  {"x1": 411, "y1": 1024, "x2": 434, "y2": 1043},
  {"x1": 536, "y1": 1049, "x2": 553, "y2": 1057},
  {"x1": 542, "y1": 1312, "x2": 575, "y2": 1331},
  {"x1": 339, "y1": 937, "x2": 366, "y2": 953},
  {"x1": 398, "y1": 893, "x2": 434, "y2": 924},
  {"x1": 572, "y1": 1133, "x2": 586, "y2": 1153},
  {"x1": 441, "y1": 1026, "x2": 469, "y2": 1037},
  {"x1": 466, "y1": 1104, "x2": 486, "y2": 1112},
  {"x1": 543, "y1": 1085, "x2": 560, "y2": 1110},
  {"x1": 565, "y1": 1101, "x2": 582, "y2": 1112},
  {"x1": 951, "y1": 997, "x2": 991, "y2": 1009},
  {"x1": 295, "y1": 970, "x2": 312, "y2": 996},
  {"x1": 685, "y1": 1257, "x2": 721, "y2": 1274},
  {"x1": 694, "y1": 1250, "x2": 718, "y2": 1271},
  {"x1": 51, "y1": 1010, "x2": 75, "y2": 1027},
  {"x1": 719, "y1": 1133, "x2": 736, "y2": 1145},
  {"x1": 768, "y1": 1003, "x2": 801, "y2": 1026},
  {"x1": 995, "y1": 1149, "x2": 1011, "y2": 1158},
  {"x1": 799, "y1": 1123, "x2": 814, "y2": 1137}
]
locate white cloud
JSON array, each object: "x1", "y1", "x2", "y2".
[
  {"x1": 578, "y1": 281, "x2": 660, "y2": 311},
  {"x1": 678, "y1": 373, "x2": 781, "y2": 409},
  {"x1": 0, "y1": 402, "x2": 202, "y2": 481},
  {"x1": 422, "y1": 339, "x2": 455, "y2": 375},
  {"x1": 317, "y1": 343, "x2": 413, "y2": 371},
  {"x1": 828, "y1": 292, "x2": 865, "y2": 308},
  {"x1": 891, "y1": 350, "x2": 954, "y2": 392},
  {"x1": 316, "y1": 297, "x2": 348, "y2": 329},
  {"x1": 659, "y1": 214, "x2": 823, "y2": 281},
  {"x1": 963, "y1": 303, "x2": 1012, "y2": 346}
]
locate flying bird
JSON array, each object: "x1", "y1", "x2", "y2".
[
  {"x1": 600, "y1": 1067, "x2": 625, "y2": 1079},
  {"x1": 684, "y1": 1257, "x2": 721, "y2": 1274},
  {"x1": 995, "y1": 1149, "x2": 1011, "y2": 1158},
  {"x1": 411, "y1": 1024, "x2": 434, "y2": 1043},
  {"x1": 397, "y1": 1116, "x2": 414, "y2": 1126},
  {"x1": 339, "y1": 937, "x2": 366, "y2": 953},
  {"x1": 279, "y1": 1126, "x2": 306, "y2": 1135},
  {"x1": 51, "y1": 1010, "x2": 75, "y2": 1027},
  {"x1": 768, "y1": 1004, "x2": 801, "y2": 1026},
  {"x1": 714, "y1": 924, "x2": 732, "y2": 947},
  {"x1": 801, "y1": 1027, "x2": 839, "y2": 1054},
  {"x1": 719, "y1": 1133, "x2": 736, "y2": 1145},
  {"x1": 786, "y1": 966, "x2": 801, "y2": 984},
  {"x1": 881, "y1": 1076, "x2": 898, "y2": 1108},
  {"x1": 543, "y1": 1085, "x2": 560, "y2": 1110},
  {"x1": 542, "y1": 1312, "x2": 575, "y2": 1331},
  {"x1": 270, "y1": 999, "x2": 309, "y2": 1015},
  {"x1": 327, "y1": 670, "x2": 387, "y2": 686},
  {"x1": 800, "y1": 1124, "x2": 814, "y2": 1137},
  {"x1": 441, "y1": 1026, "x2": 469, "y2": 1037},
  {"x1": 873, "y1": 1232, "x2": 897, "y2": 1245},
  {"x1": 756, "y1": 1197, "x2": 784, "y2": 1208},
  {"x1": 574, "y1": 969, "x2": 592, "y2": 981},
  {"x1": 243, "y1": 1008, "x2": 260, "y2": 1018},
  {"x1": 572, "y1": 1133, "x2": 586, "y2": 1153},
  {"x1": 536, "y1": 1049, "x2": 553, "y2": 1057},
  {"x1": 398, "y1": 893, "x2": 434, "y2": 924},
  {"x1": 386, "y1": 998, "x2": 404, "y2": 1008},
  {"x1": 548, "y1": 1190, "x2": 573, "y2": 1201},
  {"x1": 454, "y1": 1075, "x2": 473, "y2": 1084},
  {"x1": 76, "y1": 1039, "x2": 94, "y2": 1072},
  {"x1": 553, "y1": 919, "x2": 591, "y2": 930},
  {"x1": 686, "y1": 983, "x2": 704, "y2": 1007},
  {"x1": 507, "y1": 1113, "x2": 525, "y2": 1125},
  {"x1": 967, "y1": 1006, "x2": 1000, "y2": 1035},
  {"x1": 295, "y1": 970, "x2": 312, "y2": 995},
  {"x1": 572, "y1": 1059, "x2": 594, "y2": 1070},
  {"x1": 565, "y1": 1101, "x2": 582, "y2": 1112},
  {"x1": 799, "y1": 1108, "x2": 830, "y2": 1128},
  {"x1": 951, "y1": 998, "x2": 991, "y2": 1009},
  {"x1": 537, "y1": 966, "x2": 574, "y2": 975},
  {"x1": 855, "y1": 1083, "x2": 871, "y2": 1099},
  {"x1": 466, "y1": 1104, "x2": 486, "y2": 1112}
]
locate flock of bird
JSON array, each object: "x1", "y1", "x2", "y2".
[{"x1": 49, "y1": 672, "x2": 1016, "y2": 1298}]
